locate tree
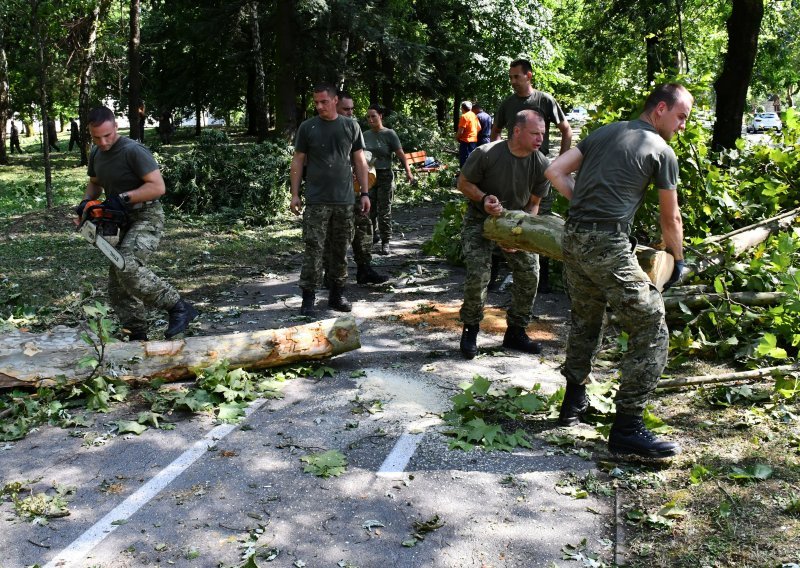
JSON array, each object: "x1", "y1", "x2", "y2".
[
  {"x1": 712, "y1": 0, "x2": 764, "y2": 150},
  {"x1": 128, "y1": 0, "x2": 142, "y2": 141},
  {"x1": 248, "y1": 0, "x2": 268, "y2": 141},
  {"x1": 0, "y1": 23, "x2": 10, "y2": 166}
]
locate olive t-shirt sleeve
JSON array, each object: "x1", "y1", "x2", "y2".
[
  {"x1": 127, "y1": 143, "x2": 159, "y2": 177},
  {"x1": 460, "y1": 146, "x2": 485, "y2": 184},
  {"x1": 654, "y1": 148, "x2": 679, "y2": 190},
  {"x1": 532, "y1": 153, "x2": 551, "y2": 198},
  {"x1": 294, "y1": 122, "x2": 310, "y2": 154},
  {"x1": 387, "y1": 129, "x2": 401, "y2": 152}
]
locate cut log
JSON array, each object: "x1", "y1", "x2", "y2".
[
  {"x1": 664, "y1": 291, "x2": 786, "y2": 311},
  {"x1": 658, "y1": 363, "x2": 800, "y2": 389},
  {"x1": 693, "y1": 206, "x2": 800, "y2": 274},
  {"x1": 0, "y1": 316, "x2": 360, "y2": 389},
  {"x1": 483, "y1": 211, "x2": 675, "y2": 290}
]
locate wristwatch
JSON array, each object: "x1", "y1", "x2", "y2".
[
  {"x1": 120, "y1": 192, "x2": 131, "y2": 204},
  {"x1": 360, "y1": 192, "x2": 369, "y2": 198}
]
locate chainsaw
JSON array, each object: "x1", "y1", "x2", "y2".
[{"x1": 76, "y1": 200, "x2": 127, "y2": 270}]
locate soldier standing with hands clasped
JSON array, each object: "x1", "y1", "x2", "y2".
[
  {"x1": 546, "y1": 83, "x2": 693, "y2": 458},
  {"x1": 74, "y1": 106, "x2": 197, "y2": 341}
]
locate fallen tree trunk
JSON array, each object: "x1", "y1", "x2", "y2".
[
  {"x1": 658, "y1": 363, "x2": 800, "y2": 389},
  {"x1": 664, "y1": 291, "x2": 786, "y2": 310},
  {"x1": 0, "y1": 316, "x2": 360, "y2": 389},
  {"x1": 693, "y1": 206, "x2": 800, "y2": 274},
  {"x1": 483, "y1": 211, "x2": 675, "y2": 290}
]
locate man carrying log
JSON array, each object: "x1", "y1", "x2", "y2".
[
  {"x1": 74, "y1": 106, "x2": 197, "y2": 341},
  {"x1": 458, "y1": 109, "x2": 550, "y2": 359},
  {"x1": 545, "y1": 83, "x2": 693, "y2": 458}
]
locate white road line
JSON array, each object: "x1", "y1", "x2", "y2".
[
  {"x1": 43, "y1": 398, "x2": 268, "y2": 568},
  {"x1": 376, "y1": 432, "x2": 424, "y2": 476}
]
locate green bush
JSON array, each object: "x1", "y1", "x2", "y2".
[
  {"x1": 158, "y1": 135, "x2": 290, "y2": 221},
  {"x1": 422, "y1": 199, "x2": 466, "y2": 265}
]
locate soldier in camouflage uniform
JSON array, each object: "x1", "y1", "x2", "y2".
[
  {"x1": 290, "y1": 84, "x2": 371, "y2": 316},
  {"x1": 74, "y1": 106, "x2": 197, "y2": 341},
  {"x1": 320, "y1": 95, "x2": 388, "y2": 286},
  {"x1": 457, "y1": 109, "x2": 550, "y2": 359},
  {"x1": 546, "y1": 84, "x2": 694, "y2": 458}
]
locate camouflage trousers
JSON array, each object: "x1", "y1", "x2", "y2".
[
  {"x1": 561, "y1": 226, "x2": 668, "y2": 414},
  {"x1": 323, "y1": 204, "x2": 372, "y2": 269},
  {"x1": 300, "y1": 203, "x2": 354, "y2": 290},
  {"x1": 370, "y1": 169, "x2": 394, "y2": 243},
  {"x1": 459, "y1": 209, "x2": 539, "y2": 327},
  {"x1": 109, "y1": 203, "x2": 180, "y2": 335}
]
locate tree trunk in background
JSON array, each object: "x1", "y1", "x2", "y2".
[
  {"x1": 246, "y1": 65, "x2": 257, "y2": 135},
  {"x1": 31, "y1": 0, "x2": 53, "y2": 207},
  {"x1": 128, "y1": 0, "x2": 141, "y2": 141},
  {"x1": 195, "y1": 104, "x2": 201, "y2": 136},
  {"x1": 275, "y1": 0, "x2": 297, "y2": 139},
  {"x1": 712, "y1": 0, "x2": 764, "y2": 151},
  {"x1": 380, "y1": 54, "x2": 395, "y2": 110},
  {"x1": 77, "y1": 0, "x2": 108, "y2": 166},
  {"x1": 435, "y1": 99, "x2": 446, "y2": 128},
  {"x1": 248, "y1": 1, "x2": 268, "y2": 142},
  {"x1": 0, "y1": 25, "x2": 9, "y2": 166}
]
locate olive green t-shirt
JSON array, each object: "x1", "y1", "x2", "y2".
[
  {"x1": 294, "y1": 115, "x2": 365, "y2": 205},
  {"x1": 87, "y1": 136, "x2": 159, "y2": 197},
  {"x1": 569, "y1": 119, "x2": 679, "y2": 225},
  {"x1": 461, "y1": 140, "x2": 550, "y2": 216},
  {"x1": 494, "y1": 90, "x2": 566, "y2": 155},
  {"x1": 363, "y1": 128, "x2": 401, "y2": 170}
]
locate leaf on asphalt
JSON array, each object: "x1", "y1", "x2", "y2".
[
  {"x1": 362, "y1": 519, "x2": 385, "y2": 531},
  {"x1": 401, "y1": 538, "x2": 418, "y2": 547},
  {"x1": 115, "y1": 420, "x2": 148, "y2": 435},
  {"x1": 300, "y1": 450, "x2": 347, "y2": 478},
  {"x1": 154, "y1": 542, "x2": 167, "y2": 551}
]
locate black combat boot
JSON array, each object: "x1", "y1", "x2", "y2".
[
  {"x1": 165, "y1": 299, "x2": 198, "y2": 339},
  {"x1": 328, "y1": 286, "x2": 352, "y2": 312},
  {"x1": 460, "y1": 324, "x2": 479, "y2": 359},
  {"x1": 502, "y1": 325, "x2": 542, "y2": 354},
  {"x1": 357, "y1": 263, "x2": 389, "y2": 285},
  {"x1": 608, "y1": 413, "x2": 681, "y2": 458},
  {"x1": 380, "y1": 241, "x2": 391, "y2": 255},
  {"x1": 558, "y1": 383, "x2": 589, "y2": 426},
  {"x1": 300, "y1": 289, "x2": 316, "y2": 317}
]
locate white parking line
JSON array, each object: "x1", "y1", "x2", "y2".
[
  {"x1": 376, "y1": 432, "x2": 424, "y2": 476},
  {"x1": 43, "y1": 398, "x2": 268, "y2": 568}
]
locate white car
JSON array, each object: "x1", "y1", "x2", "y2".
[
  {"x1": 747, "y1": 112, "x2": 782, "y2": 133},
  {"x1": 566, "y1": 107, "x2": 589, "y2": 123}
]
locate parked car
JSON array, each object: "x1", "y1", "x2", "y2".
[
  {"x1": 566, "y1": 106, "x2": 589, "y2": 123},
  {"x1": 747, "y1": 112, "x2": 782, "y2": 133}
]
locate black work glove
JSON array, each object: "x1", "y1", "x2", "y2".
[
  {"x1": 663, "y1": 260, "x2": 691, "y2": 291},
  {"x1": 103, "y1": 194, "x2": 127, "y2": 213},
  {"x1": 74, "y1": 198, "x2": 91, "y2": 217}
]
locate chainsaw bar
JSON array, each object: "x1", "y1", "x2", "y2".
[{"x1": 79, "y1": 220, "x2": 126, "y2": 270}]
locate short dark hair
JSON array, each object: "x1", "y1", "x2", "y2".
[
  {"x1": 643, "y1": 83, "x2": 693, "y2": 112},
  {"x1": 510, "y1": 59, "x2": 532, "y2": 74},
  {"x1": 313, "y1": 83, "x2": 338, "y2": 98},
  {"x1": 367, "y1": 103, "x2": 384, "y2": 116},
  {"x1": 472, "y1": 102, "x2": 483, "y2": 111},
  {"x1": 510, "y1": 109, "x2": 545, "y2": 135},
  {"x1": 87, "y1": 107, "x2": 115, "y2": 126},
  {"x1": 338, "y1": 91, "x2": 353, "y2": 101}
]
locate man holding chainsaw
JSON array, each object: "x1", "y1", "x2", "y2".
[{"x1": 74, "y1": 106, "x2": 197, "y2": 341}]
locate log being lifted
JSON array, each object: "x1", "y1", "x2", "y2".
[
  {"x1": 0, "y1": 316, "x2": 360, "y2": 389},
  {"x1": 483, "y1": 211, "x2": 676, "y2": 290}
]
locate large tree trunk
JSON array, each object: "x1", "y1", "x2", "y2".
[
  {"x1": 31, "y1": 0, "x2": 53, "y2": 207},
  {"x1": 663, "y1": 291, "x2": 785, "y2": 311},
  {"x1": 711, "y1": 0, "x2": 764, "y2": 151},
  {"x1": 248, "y1": 1, "x2": 268, "y2": 142},
  {"x1": 0, "y1": 317, "x2": 360, "y2": 389},
  {"x1": 275, "y1": 0, "x2": 297, "y2": 139},
  {"x1": 77, "y1": 0, "x2": 108, "y2": 167},
  {"x1": 0, "y1": 25, "x2": 9, "y2": 166},
  {"x1": 128, "y1": 0, "x2": 142, "y2": 141},
  {"x1": 483, "y1": 211, "x2": 676, "y2": 290}
]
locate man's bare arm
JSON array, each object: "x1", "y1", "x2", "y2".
[
  {"x1": 658, "y1": 189, "x2": 684, "y2": 260},
  {"x1": 556, "y1": 119, "x2": 573, "y2": 155},
  {"x1": 544, "y1": 147, "x2": 583, "y2": 201}
]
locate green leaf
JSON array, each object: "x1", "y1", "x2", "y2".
[
  {"x1": 300, "y1": 450, "x2": 347, "y2": 478},
  {"x1": 729, "y1": 463, "x2": 773, "y2": 481},
  {"x1": 217, "y1": 402, "x2": 247, "y2": 422},
  {"x1": 115, "y1": 420, "x2": 148, "y2": 435}
]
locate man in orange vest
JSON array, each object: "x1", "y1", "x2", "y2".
[{"x1": 456, "y1": 101, "x2": 480, "y2": 168}]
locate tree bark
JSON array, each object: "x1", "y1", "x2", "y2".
[
  {"x1": 0, "y1": 24, "x2": 9, "y2": 166},
  {"x1": 248, "y1": 0, "x2": 268, "y2": 142},
  {"x1": 663, "y1": 291, "x2": 786, "y2": 311},
  {"x1": 77, "y1": 0, "x2": 108, "y2": 167},
  {"x1": 658, "y1": 363, "x2": 799, "y2": 389},
  {"x1": 31, "y1": 0, "x2": 53, "y2": 207},
  {"x1": 128, "y1": 0, "x2": 141, "y2": 141},
  {"x1": 0, "y1": 317, "x2": 361, "y2": 389},
  {"x1": 275, "y1": 0, "x2": 298, "y2": 140},
  {"x1": 483, "y1": 211, "x2": 676, "y2": 290},
  {"x1": 711, "y1": 0, "x2": 764, "y2": 151}
]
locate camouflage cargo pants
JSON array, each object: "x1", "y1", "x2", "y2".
[
  {"x1": 370, "y1": 169, "x2": 394, "y2": 243},
  {"x1": 300, "y1": 203, "x2": 354, "y2": 290},
  {"x1": 459, "y1": 209, "x2": 539, "y2": 327},
  {"x1": 561, "y1": 226, "x2": 668, "y2": 414},
  {"x1": 323, "y1": 204, "x2": 372, "y2": 271},
  {"x1": 109, "y1": 203, "x2": 180, "y2": 335}
]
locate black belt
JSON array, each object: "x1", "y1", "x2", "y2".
[
  {"x1": 129, "y1": 200, "x2": 159, "y2": 211},
  {"x1": 566, "y1": 220, "x2": 631, "y2": 234}
]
